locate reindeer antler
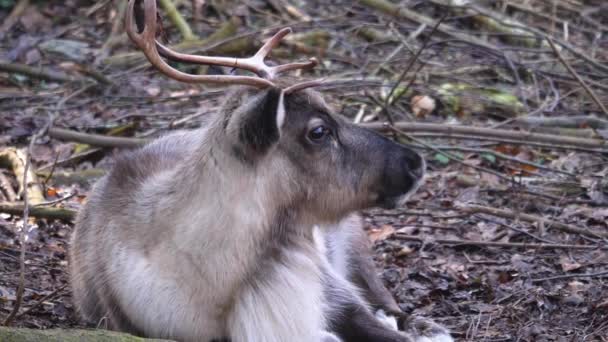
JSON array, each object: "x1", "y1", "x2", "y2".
[{"x1": 125, "y1": 0, "x2": 318, "y2": 88}]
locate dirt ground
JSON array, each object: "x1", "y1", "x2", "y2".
[{"x1": 1, "y1": 0, "x2": 608, "y2": 341}]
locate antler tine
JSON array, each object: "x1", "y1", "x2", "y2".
[
  {"x1": 125, "y1": 0, "x2": 274, "y2": 88},
  {"x1": 153, "y1": 23, "x2": 317, "y2": 80},
  {"x1": 283, "y1": 79, "x2": 325, "y2": 94},
  {"x1": 253, "y1": 28, "x2": 292, "y2": 60},
  {"x1": 251, "y1": 29, "x2": 319, "y2": 79}
]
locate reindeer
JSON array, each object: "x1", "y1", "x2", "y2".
[{"x1": 69, "y1": 1, "x2": 453, "y2": 341}]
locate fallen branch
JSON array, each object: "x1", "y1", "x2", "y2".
[
  {"x1": 0, "y1": 62, "x2": 81, "y2": 83},
  {"x1": 531, "y1": 270, "x2": 608, "y2": 283},
  {"x1": 361, "y1": 122, "x2": 608, "y2": 151},
  {"x1": 0, "y1": 202, "x2": 76, "y2": 221},
  {"x1": 359, "y1": 0, "x2": 499, "y2": 52},
  {"x1": 37, "y1": 168, "x2": 106, "y2": 186},
  {"x1": 511, "y1": 115, "x2": 608, "y2": 130},
  {"x1": 393, "y1": 234, "x2": 607, "y2": 250},
  {"x1": 49, "y1": 127, "x2": 148, "y2": 148},
  {"x1": 547, "y1": 38, "x2": 608, "y2": 117},
  {"x1": 459, "y1": 205, "x2": 607, "y2": 239},
  {"x1": 398, "y1": 133, "x2": 607, "y2": 154},
  {"x1": 159, "y1": 0, "x2": 197, "y2": 41},
  {"x1": 15, "y1": 284, "x2": 67, "y2": 319}
]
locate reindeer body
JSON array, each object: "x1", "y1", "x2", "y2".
[
  {"x1": 71, "y1": 2, "x2": 453, "y2": 340},
  {"x1": 70, "y1": 89, "x2": 451, "y2": 342}
]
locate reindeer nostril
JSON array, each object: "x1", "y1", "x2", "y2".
[{"x1": 410, "y1": 164, "x2": 424, "y2": 179}]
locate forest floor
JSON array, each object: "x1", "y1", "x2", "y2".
[{"x1": 1, "y1": 0, "x2": 608, "y2": 341}]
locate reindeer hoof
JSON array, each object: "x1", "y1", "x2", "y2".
[
  {"x1": 403, "y1": 316, "x2": 453, "y2": 342},
  {"x1": 375, "y1": 309, "x2": 400, "y2": 331}
]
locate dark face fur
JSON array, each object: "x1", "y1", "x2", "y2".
[{"x1": 224, "y1": 87, "x2": 425, "y2": 221}]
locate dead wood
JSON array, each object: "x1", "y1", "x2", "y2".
[
  {"x1": 0, "y1": 63, "x2": 81, "y2": 83},
  {"x1": 0, "y1": 172, "x2": 18, "y2": 202},
  {"x1": 159, "y1": 0, "x2": 197, "y2": 41},
  {"x1": 546, "y1": 38, "x2": 608, "y2": 117},
  {"x1": 459, "y1": 205, "x2": 607, "y2": 239},
  {"x1": 36, "y1": 169, "x2": 106, "y2": 186},
  {"x1": 0, "y1": 202, "x2": 76, "y2": 221},
  {"x1": 511, "y1": 116, "x2": 608, "y2": 130},
  {"x1": 362, "y1": 122, "x2": 608, "y2": 151},
  {"x1": 0, "y1": 148, "x2": 44, "y2": 205},
  {"x1": 359, "y1": 0, "x2": 498, "y2": 51},
  {"x1": 48, "y1": 128, "x2": 148, "y2": 148},
  {"x1": 393, "y1": 234, "x2": 607, "y2": 251}
]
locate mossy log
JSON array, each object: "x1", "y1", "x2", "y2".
[
  {"x1": 0, "y1": 327, "x2": 174, "y2": 342},
  {"x1": 0, "y1": 202, "x2": 77, "y2": 221}
]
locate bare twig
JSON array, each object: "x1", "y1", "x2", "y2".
[
  {"x1": 383, "y1": 13, "x2": 447, "y2": 120},
  {"x1": 0, "y1": 173, "x2": 17, "y2": 202},
  {"x1": 49, "y1": 127, "x2": 148, "y2": 148},
  {"x1": 546, "y1": 38, "x2": 608, "y2": 117},
  {"x1": 159, "y1": 0, "x2": 197, "y2": 41},
  {"x1": 362, "y1": 122, "x2": 608, "y2": 151},
  {"x1": 2, "y1": 123, "x2": 50, "y2": 326},
  {"x1": 531, "y1": 270, "x2": 608, "y2": 283},
  {"x1": 459, "y1": 205, "x2": 607, "y2": 239},
  {"x1": 0, "y1": 63, "x2": 81, "y2": 83},
  {"x1": 393, "y1": 234, "x2": 607, "y2": 250},
  {"x1": 359, "y1": 0, "x2": 498, "y2": 51},
  {"x1": 388, "y1": 126, "x2": 513, "y2": 182},
  {"x1": 15, "y1": 284, "x2": 68, "y2": 319}
]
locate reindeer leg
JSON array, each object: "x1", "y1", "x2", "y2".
[
  {"x1": 327, "y1": 215, "x2": 401, "y2": 314},
  {"x1": 325, "y1": 215, "x2": 453, "y2": 342}
]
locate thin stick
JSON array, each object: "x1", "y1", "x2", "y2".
[
  {"x1": 362, "y1": 122, "x2": 608, "y2": 150},
  {"x1": 49, "y1": 127, "x2": 148, "y2": 148},
  {"x1": 460, "y1": 205, "x2": 607, "y2": 239},
  {"x1": 531, "y1": 270, "x2": 608, "y2": 283},
  {"x1": 393, "y1": 234, "x2": 607, "y2": 250},
  {"x1": 546, "y1": 38, "x2": 608, "y2": 117},
  {"x1": 1, "y1": 85, "x2": 79, "y2": 325},
  {"x1": 15, "y1": 284, "x2": 67, "y2": 319},
  {"x1": 383, "y1": 13, "x2": 447, "y2": 122},
  {"x1": 388, "y1": 126, "x2": 513, "y2": 182},
  {"x1": 0, "y1": 202, "x2": 76, "y2": 221},
  {"x1": 2, "y1": 125, "x2": 49, "y2": 326}
]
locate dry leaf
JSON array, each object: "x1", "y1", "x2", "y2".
[
  {"x1": 146, "y1": 87, "x2": 161, "y2": 97},
  {"x1": 368, "y1": 225, "x2": 395, "y2": 242},
  {"x1": 559, "y1": 256, "x2": 582, "y2": 272}
]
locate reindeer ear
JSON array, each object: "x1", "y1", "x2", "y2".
[{"x1": 227, "y1": 88, "x2": 284, "y2": 159}]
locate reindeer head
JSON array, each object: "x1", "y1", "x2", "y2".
[{"x1": 126, "y1": 0, "x2": 425, "y2": 222}]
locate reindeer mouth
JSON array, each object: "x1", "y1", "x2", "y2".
[{"x1": 377, "y1": 159, "x2": 426, "y2": 210}]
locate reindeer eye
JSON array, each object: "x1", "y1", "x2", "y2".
[{"x1": 308, "y1": 125, "x2": 331, "y2": 142}]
